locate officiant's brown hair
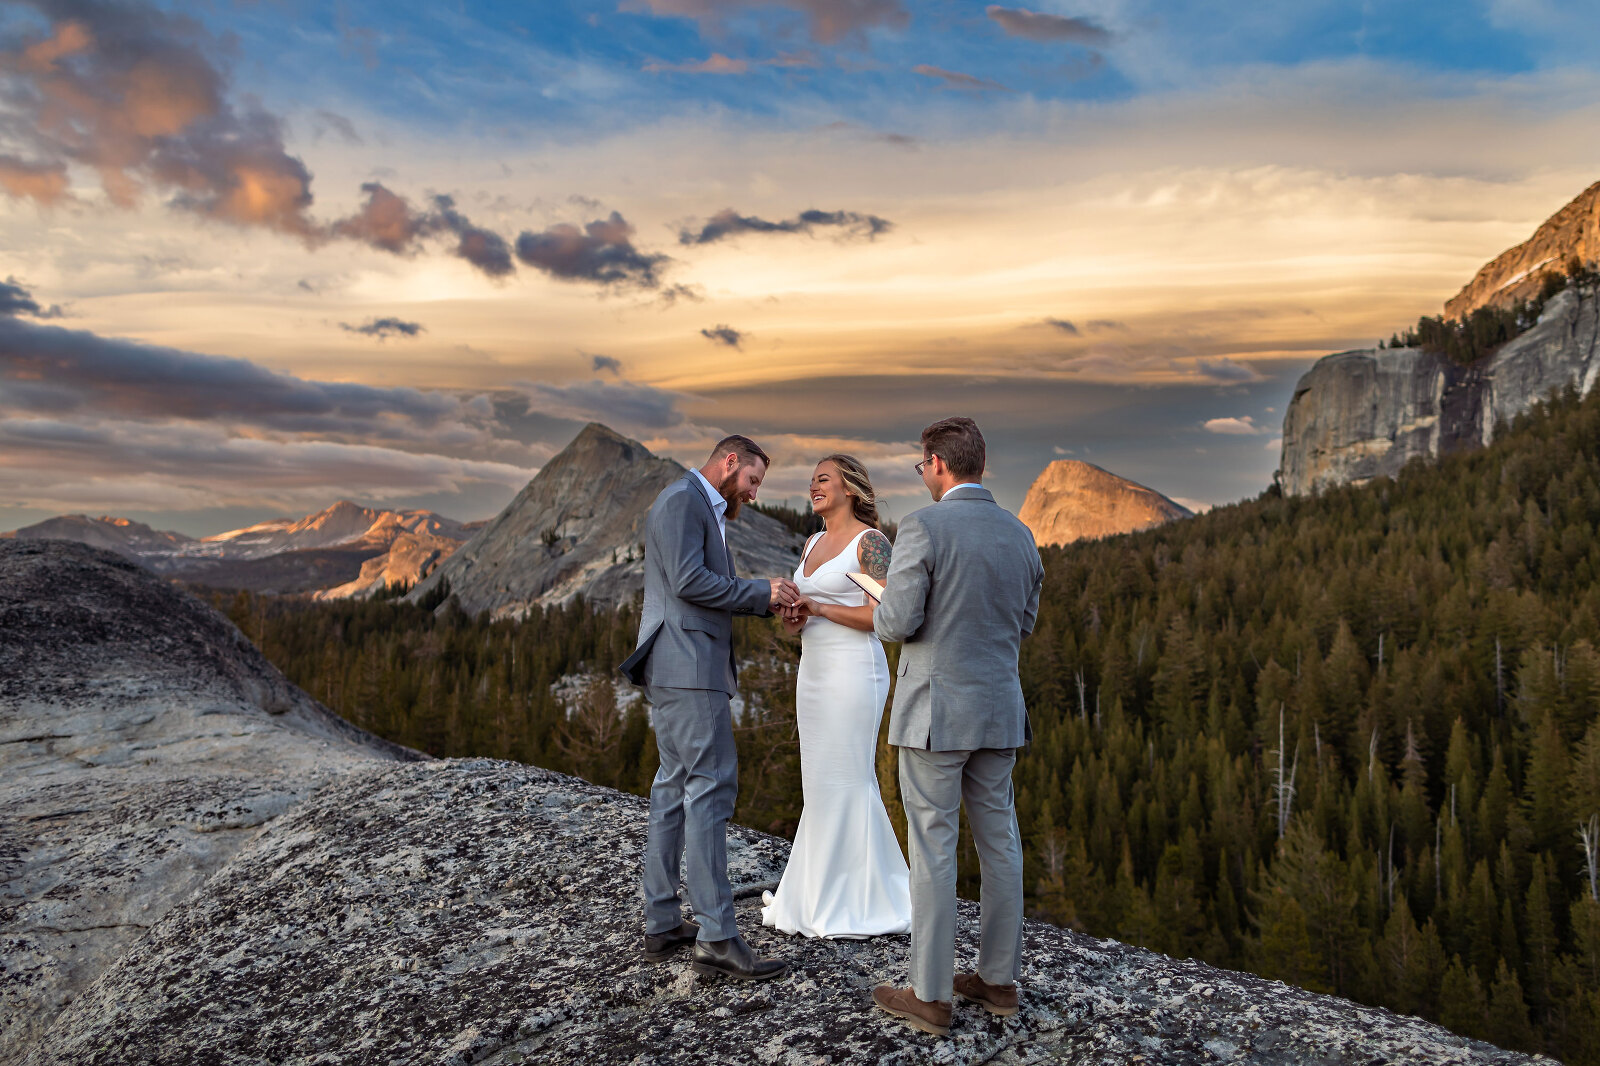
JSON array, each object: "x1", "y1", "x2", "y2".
[
  {"x1": 818, "y1": 453, "x2": 881, "y2": 530},
  {"x1": 920, "y1": 416, "x2": 985, "y2": 478}
]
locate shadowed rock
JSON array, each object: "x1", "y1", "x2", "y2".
[{"x1": 1, "y1": 542, "x2": 1547, "y2": 1064}]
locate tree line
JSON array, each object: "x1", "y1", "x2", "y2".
[{"x1": 213, "y1": 384, "x2": 1600, "y2": 1061}]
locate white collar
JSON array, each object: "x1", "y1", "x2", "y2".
[
  {"x1": 941, "y1": 482, "x2": 985, "y2": 499},
  {"x1": 691, "y1": 468, "x2": 728, "y2": 519}
]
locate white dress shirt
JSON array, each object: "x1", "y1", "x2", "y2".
[
  {"x1": 940, "y1": 481, "x2": 986, "y2": 501},
  {"x1": 691, "y1": 468, "x2": 729, "y2": 545}
]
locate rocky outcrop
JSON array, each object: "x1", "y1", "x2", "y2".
[
  {"x1": 0, "y1": 541, "x2": 1547, "y2": 1064},
  {"x1": 409, "y1": 423, "x2": 804, "y2": 616},
  {"x1": 0, "y1": 540, "x2": 420, "y2": 1062},
  {"x1": 1446, "y1": 180, "x2": 1600, "y2": 318},
  {"x1": 1279, "y1": 284, "x2": 1600, "y2": 495},
  {"x1": 1018, "y1": 461, "x2": 1191, "y2": 546}
]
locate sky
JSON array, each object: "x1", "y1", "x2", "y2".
[{"x1": 2, "y1": 0, "x2": 1599, "y2": 535}]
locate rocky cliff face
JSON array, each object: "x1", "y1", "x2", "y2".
[
  {"x1": 1, "y1": 543, "x2": 1545, "y2": 1065},
  {"x1": 1018, "y1": 461, "x2": 1192, "y2": 547},
  {"x1": 1279, "y1": 284, "x2": 1600, "y2": 496},
  {"x1": 1446, "y1": 180, "x2": 1600, "y2": 318},
  {"x1": 409, "y1": 423, "x2": 804, "y2": 617}
]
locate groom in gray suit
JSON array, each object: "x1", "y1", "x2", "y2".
[
  {"x1": 620, "y1": 434, "x2": 797, "y2": 981},
  {"x1": 871, "y1": 416, "x2": 1044, "y2": 1036}
]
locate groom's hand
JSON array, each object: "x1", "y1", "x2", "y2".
[{"x1": 769, "y1": 577, "x2": 799, "y2": 609}]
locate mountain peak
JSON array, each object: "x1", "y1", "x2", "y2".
[
  {"x1": 1018, "y1": 460, "x2": 1191, "y2": 546},
  {"x1": 1445, "y1": 179, "x2": 1600, "y2": 318},
  {"x1": 410, "y1": 424, "x2": 800, "y2": 615}
]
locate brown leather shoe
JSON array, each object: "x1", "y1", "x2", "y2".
[
  {"x1": 872, "y1": 983, "x2": 952, "y2": 1036},
  {"x1": 642, "y1": 919, "x2": 700, "y2": 962},
  {"x1": 953, "y1": 971, "x2": 1019, "y2": 1016}
]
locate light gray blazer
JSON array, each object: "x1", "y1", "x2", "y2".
[
  {"x1": 874, "y1": 485, "x2": 1044, "y2": 751},
  {"x1": 619, "y1": 473, "x2": 771, "y2": 695}
]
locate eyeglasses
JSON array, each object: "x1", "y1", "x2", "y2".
[{"x1": 914, "y1": 457, "x2": 935, "y2": 475}]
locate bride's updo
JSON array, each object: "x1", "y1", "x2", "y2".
[{"x1": 819, "y1": 453, "x2": 880, "y2": 531}]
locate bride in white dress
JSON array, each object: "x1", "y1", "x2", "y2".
[{"x1": 761, "y1": 454, "x2": 912, "y2": 939}]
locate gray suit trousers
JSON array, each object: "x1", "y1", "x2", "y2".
[
  {"x1": 642, "y1": 685, "x2": 739, "y2": 941},
  {"x1": 898, "y1": 746, "x2": 1024, "y2": 1002}
]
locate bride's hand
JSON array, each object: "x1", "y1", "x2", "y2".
[{"x1": 779, "y1": 596, "x2": 811, "y2": 633}]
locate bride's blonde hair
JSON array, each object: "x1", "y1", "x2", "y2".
[{"x1": 818, "y1": 453, "x2": 880, "y2": 531}]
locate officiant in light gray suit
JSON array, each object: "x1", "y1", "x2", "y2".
[
  {"x1": 870, "y1": 416, "x2": 1044, "y2": 1036},
  {"x1": 620, "y1": 434, "x2": 798, "y2": 982}
]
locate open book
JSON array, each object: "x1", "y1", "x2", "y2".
[{"x1": 847, "y1": 572, "x2": 884, "y2": 603}]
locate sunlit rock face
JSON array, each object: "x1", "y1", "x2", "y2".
[
  {"x1": 1018, "y1": 460, "x2": 1191, "y2": 547},
  {"x1": 0, "y1": 540, "x2": 1545, "y2": 1065},
  {"x1": 1278, "y1": 286, "x2": 1600, "y2": 496},
  {"x1": 409, "y1": 422, "x2": 804, "y2": 617},
  {"x1": 1445, "y1": 180, "x2": 1600, "y2": 318}
]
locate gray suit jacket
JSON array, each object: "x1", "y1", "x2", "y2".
[
  {"x1": 619, "y1": 473, "x2": 771, "y2": 695},
  {"x1": 874, "y1": 485, "x2": 1044, "y2": 750}
]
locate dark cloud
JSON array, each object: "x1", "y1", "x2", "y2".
[
  {"x1": 432, "y1": 194, "x2": 515, "y2": 278},
  {"x1": 341, "y1": 317, "x2": 425, "y2": 340},
  {"x1": 1044, "y1": 317, "x2": 1079, "y2": 335},
  {"x1": 0, "y1": 278, "x2": 64, "y2": 319},
  {"x1": 1197, "y1": 357, "x2": 1261, "y2": 383},
  {"x1": 0, "y1": 313, "x2": 475, "y2": 436},
  {"x1": 516, "y1": 379, "x2": 689, "y2": 430},
  {"x1": 328, "y1": 183, "x2": 513, "y2": 279},
  {"x1": 985, "y1": 5, "x2": 1111, "y2": 45},
  {"x1": 913, "y1": 64, "x2": 1010, "y2": 92},
  {"x1": 514, "y1": 212, "x2": 668, "y2": 289},
  {"x1": 626, "y1": 0, "x2": 908, "y2": 44},
  {"x1": 678, "y1": 207, "x2": 893, "y2": 245},
  {"x1": 590, "y1": 354, "x2": 624, "y2": 375},
  {"x1": 700, "y1": 324, "x2": 744, "y2": 349}
]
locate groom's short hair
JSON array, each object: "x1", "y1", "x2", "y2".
[
  {"x1": 708, "y1": 434, "x2": 771, "y2": 469},
  {"x1": 921, "y1": 417, "x2": 985, "y2": 478}
]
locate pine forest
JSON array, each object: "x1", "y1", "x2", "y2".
[{"x1": 214, "y1": 385, "x2": 1600, "y2": 1062}]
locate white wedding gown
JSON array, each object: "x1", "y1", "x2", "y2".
[{"x1": 761, "y1": 529, "x2": 912, "y2": 938}]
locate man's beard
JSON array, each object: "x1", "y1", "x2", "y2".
[
  {"x1": 719, "y1": 483, "x2": 744, "y2": 521},
  {"x1": 713, "y1": 471, "x2": 745, "y2": 521}
]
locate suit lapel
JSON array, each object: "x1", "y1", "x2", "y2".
[{"x1": 683, "y1": 472, "x2": 732, "y2": 576}]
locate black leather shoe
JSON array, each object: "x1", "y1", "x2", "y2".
[
  {"x1": 691, "y1": 935, "x2": 788, "y2": 981},
  {"x1": 642, "y1": 919, "x2": 700, "y2": 962}
]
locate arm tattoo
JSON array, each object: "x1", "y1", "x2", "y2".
[{"x1": 860, "y1": 530, "x2": 892, "y2": 583}]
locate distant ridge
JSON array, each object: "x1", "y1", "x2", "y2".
[
  {"x1": 409, "y1": 423, "x2": 804, "y2": 616},
  {"x1": 1, "y1": 501, "x2": 473, "y2": 597},
  {"x1": 1017, "y1": 460, "x2": 1191, "y2": 546}
]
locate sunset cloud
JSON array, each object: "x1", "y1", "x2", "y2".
[
  {"x1": 678, "y1": 207, "x2": 893, "y2": 245},
  {"x1": 912, "y1": 65, "x2": 1010, "y2": 92},
  {"x1": 985, "y1": 5, "x2": 1111, "y2": 46},
  {"x1": 700, "y1": 324, "x2": 745, "y2": 348},
  {"x1": 625, "y1": 0, "x2": 908, "y2": 44},
  {"x1": 514, "y1": 213, "x2": 668, "y2": 289},
  {"x1": 644, "y1": 53, "x2": 749, "y2": 74},
  {"x1": 341, "y1": 317, "x2": 425, "y2": 340},
  {"x1": 1203, "y1": 416, "x2": 1264, "y2": 435}
]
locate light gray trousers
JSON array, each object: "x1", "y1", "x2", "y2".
[
  {"x1": 642, "y1": 685, "x2": 739, "y2": 942},
  {"x1": 897, "y1": 746, "x2": 1024, "y2": 1003}
]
